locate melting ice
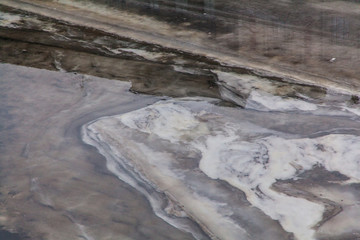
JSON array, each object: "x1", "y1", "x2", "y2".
[{"x1": 83, "y1": 86, "x2": 360, "y2": 240}]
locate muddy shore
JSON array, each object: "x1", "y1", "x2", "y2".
[
  {"x1": 1, "y1": 0, "x2": 360, "y2": 92},
  {"x1": 1, "y1": 1, "x2": 360, "y2": 240}
]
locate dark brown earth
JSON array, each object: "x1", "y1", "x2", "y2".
[
  {"x1": 0, "y1": 3, "x2": 334, "y2": 106},
  {"x1": 2, "y1": 0, "x2": 359, "y2": 91}
]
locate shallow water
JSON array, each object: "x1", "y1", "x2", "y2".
[
  {"x1": 3, "y1": 59, "x2": 360, "y2": 239},
  {"x1": 0, "y1": 63, "x2": 203, "y2": 240},
  {"x1": 1, "y1": 1, "x2": 360, "y2": 240},
  {"x1": 0, "y1": 229, "x2": 26, "y2": 240}
]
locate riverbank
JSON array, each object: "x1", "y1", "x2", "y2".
[
  {"x1": 1, "y1": 0, "x2": 360, "y2": 93},
  {"x1": 1, "y1": 1, "x2": 360, "y2": 239}
]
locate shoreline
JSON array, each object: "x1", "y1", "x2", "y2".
[
  {"x1": 1, "y1": 0, "x2": 360, "y2": 95},
  {"x1": 1, "y1": 1, "x2": 360, "y2": 239}
]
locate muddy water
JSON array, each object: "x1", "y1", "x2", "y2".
[
  {"x1": 0, "y1": 63, "x2": 206, "y2": 240},
  {"x1": 1, "y1": 1, "x2": 360, "y2": 240},
  {"x1": 3, "y1": 62, "x2": 360, "y2": 240}
]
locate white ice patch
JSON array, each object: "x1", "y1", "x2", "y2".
[
  {"x1": 214, "y1": 71, "x2": 318, "y2": 111},
  {"x1": 0, "y1": 12, "x2": 22, "y2": 27},
  {"x1": 116, "y1": 101, "x2": 360, "y2": 240},
  {"x1": 246, "y1": 90, "x2": 318, "y2": 111},
  {"x1": 120, "y1": 102, "x2": 209, "y2": 143},
  {"x1": 196, "y1": 133, "x2": 360, "y2": 239},
  {"x1": 117, "y1": 48, "x2": 167, "y2": 61},
  {"x1": 214, "y1": 70, "x2": 275, "y2": 94},
  {"x1": 195, "y1": 133, "x2": 323, "y2": 240}
]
